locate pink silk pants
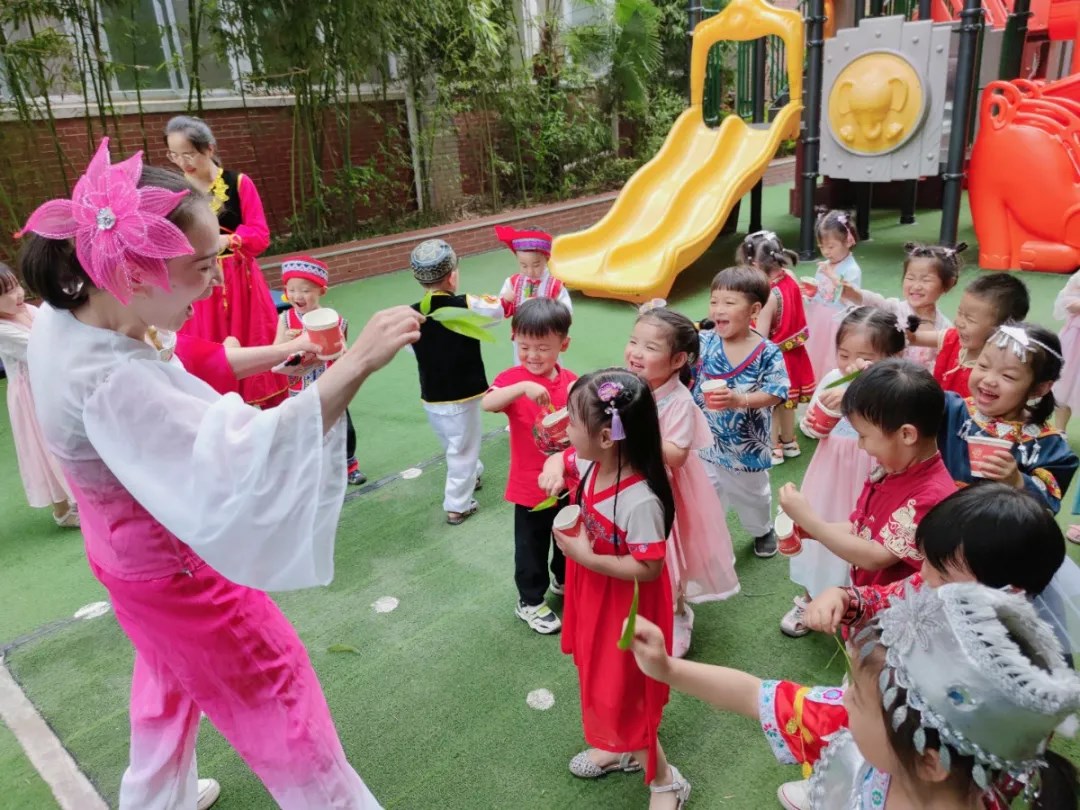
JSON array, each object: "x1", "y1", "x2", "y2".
[{"x1": 90, "y1": 560, "x2": 381, "y2": 809}]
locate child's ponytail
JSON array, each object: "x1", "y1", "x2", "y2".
[{"x1": 637, "y1": 308, "x2": 701, "y2": 386}]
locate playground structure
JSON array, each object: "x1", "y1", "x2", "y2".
[
  {"x1": 968, "y1": 0, "x2": 1080, "y2": 272},
  {"x1": 549, "y1": 0, "x2": 1080, "y2": 301},
  {"x1": 548, "y1": 0, "x2": 804, "y2": 303}
]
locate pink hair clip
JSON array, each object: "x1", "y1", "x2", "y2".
[{"x1": 19, "y1": 138, "x2": 194, "y2": 304}]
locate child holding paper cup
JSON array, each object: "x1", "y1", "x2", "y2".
[
  {"x1": 626, "y1": 307, "x2": 739, "y2": 658},
  {"x1": 938, "y1": 322, "x2": 1078, "y2": 513},
  {"x1": 691, "y1": 267, "x2": 789, "y2": 558},
  {"x1": 779, "y1": 360, "x2": 955, "y2": 594},
  {"x1": 540, "y1": 369, "x2": 689, "y2": 805},
  {"x1": 274, "y1": 256, "x2": 367, "y2": 484},
  {"x1": 780, "y1": 308, "x2": 906, "y2": 638}
]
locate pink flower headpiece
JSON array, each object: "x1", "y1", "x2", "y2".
[{"x1": 18, "y1": 138, "x2": 194, "y2": 304}]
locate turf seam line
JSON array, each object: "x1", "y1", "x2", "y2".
[{"x1": 0, "y1": 659, "x2": 108, "y2": 810}]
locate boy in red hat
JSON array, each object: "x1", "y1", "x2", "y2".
[
  {"x1": 496, "y1": 226, "x2": 572, "y2": 365},
  {"x1": 275, "y1": 256, "x2": 366, "y2": 485}
]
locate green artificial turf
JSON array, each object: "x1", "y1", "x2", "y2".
[
  {"x1": 1, "y1": 184, "x2": 1077, "y2": 808},
  {"x1": 0, "y1": 715, "x2": 58, "y2": 807}
]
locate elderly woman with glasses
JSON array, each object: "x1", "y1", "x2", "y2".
[{"x1": 164, "y1": 115, "x2": 287, "y2": 408}]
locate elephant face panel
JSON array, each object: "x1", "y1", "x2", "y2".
[{"x1": 827, "y1": 51, "x2": 927, "y2": 155}]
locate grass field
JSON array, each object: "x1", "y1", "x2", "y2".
[{"x1": 1, "y1": 184, "x2": 1077, "y2": 808}]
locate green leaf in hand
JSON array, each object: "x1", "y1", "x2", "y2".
[
  {"x1": 616, "y1": 578, "x2": 640, "y2": 651},
  {"x1": 327, "y1": 643, "x2": 361, "y2": 655},
  {"x1": 419, "y1": 291, "x2": 433, "y2": 316},
  {"x1": 531, "y1": 492, "x2": 567, "y2": 512},
  {"x1": 825, "y1": 369, "x2": 861, "y2": 389},
  {"x1": 429, "y1": 306, "x2": 497, "y2": 342}
]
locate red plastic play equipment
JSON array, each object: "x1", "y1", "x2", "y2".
[{"x1": 968, "y1": 0, "x2": 1080, "y2": 272}]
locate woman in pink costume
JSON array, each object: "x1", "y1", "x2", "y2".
[
  {"x1": 165, "y1": 115, "x2": 287, "y2": 408},
  {"x1": 625, "y1": 307, "x2": 739, "y2": 658},
  {"x1": 20, "y1": 139, "x2": 423, "y2": 810}
]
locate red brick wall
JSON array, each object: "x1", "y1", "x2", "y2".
[{"x1": 0, "y1": 100, "x2": 415, "y2": 250}]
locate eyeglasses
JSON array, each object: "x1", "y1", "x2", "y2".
[{"x1": 166, "y1": 150, "x2": 201, "y2": 164}]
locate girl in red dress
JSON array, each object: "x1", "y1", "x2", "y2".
[
  {"x1": 739, "y1": 231, "x2": 816, "y2": 464},
  {"x1": 540, "y1": 369, "x2": 689, "y2": 809},
  {"x1": 165, "y1": 116, "x2": 287, "y2": 408}
]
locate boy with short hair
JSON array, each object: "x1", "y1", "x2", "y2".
[
  {"x1": 274, "y1": 256, "x2": 365, "y2": 485},
  {"x1": 407, "y1": 239, "x2": 504, "y2": 525},
  {"x1": 693, "y1": 266, "x2": 790, "y2": 558},
  {"x1": 482, "y1": 298, "x2": 576, "y2": 634}
]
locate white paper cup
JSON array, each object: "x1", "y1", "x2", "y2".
[
  {"x1": 302, "y1": 307, "x2": 345, "y2": 360},
  {"x1": 553, "y1": 505, "x2": 582, "y2": 533},
  {"x1": 966, "y1": 435, "x2": 1014, "y2": 477},
  {"x1": 701, "y1": 379, "x2": 728, "y2": 410}
]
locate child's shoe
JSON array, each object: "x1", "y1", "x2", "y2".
[
  {"x1": 649, "y1": 765, "x2": 691, "y2": 809},
  {"x1": 568, "y1": 750, "x2": 641, "y2": 778},
  {"x1": 447, "y1": 501, "x2": 479, "y2": 525},
  {"x1": 347, "y1": 458, "x2": 367, "y2": 486},
  {"x1": 549, "y1": 577, "x2": 564, "y2": 596},
  {"x1": 771, "y1": 443, "x2": 785, "y2": 466},
  {"x1": 515, "y1": 600, "x2": 562, "y2": 634},
  {"x1": 672, "y1": 605, "x2": 695, "y2": 658},
  {"x1": 780, "y1": 595, "x2": 810, "y2": 638},
  {"x1": 54, "y1": 503, "x2": 80, "y2": 529},
  {"x1": 777, "y1": 778, "x2": 811, "y2": 810},
  {"x1": 780, "y1": 437, "x2": 801, "y2": 458},
  {"x1": 753, "y1": 529, "x2": 778, "y2": 558}
]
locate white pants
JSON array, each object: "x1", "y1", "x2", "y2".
[
  {"x1": 703, "y1": 462, "x2": 773, "y2": 538},
  {"x1": 425, "y1": 399, "x2": 484, "y2": 513}
]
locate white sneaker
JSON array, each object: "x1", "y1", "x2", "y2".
[
  {"x1": 780, "y1": 596, "x2": 810, "y2": 638},
  {"x1": 197, "y1": 779, "x2": 221, "y2": 810},
  {"x1": 549, "y1": 578, "x2": 565, "y2": 596},
  {"x1": 672, "y1": 606, "x2": 695, "y2": 658},
  {"x1": 777, "y1": 778, "x2": 811, "y2": 810},
  {"x1": 515, "y1": 600, "x2": 562, "y2": 634}
]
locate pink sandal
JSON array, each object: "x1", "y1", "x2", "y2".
[{"x1": 1066, "y1": 525, "x2": 1080, "y2": 545}]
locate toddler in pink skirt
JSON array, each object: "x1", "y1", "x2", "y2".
[
  {"x1": 802, "y1": 210, "x2": 861, "y2": 381},
  {"x1": 626, "y1": 306, "x2": 739, "y2": 657},
  {"x1": 0, "y1": 264, "x2": 78, "y2": 527}
]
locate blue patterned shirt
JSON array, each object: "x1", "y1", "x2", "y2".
[{"x1": 692, "y1": 331, "x2": 790, "y2": 472}]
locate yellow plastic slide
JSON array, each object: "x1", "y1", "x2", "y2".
[{"x1": 550, "y1": 0, "x2": 805, "y2": 303}]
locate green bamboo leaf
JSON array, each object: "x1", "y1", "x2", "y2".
[
  {"x1": 327, "y1": 643, "x2": 361, "y2": 655},
  {"x1": 616, "y1": 578, "x2": 640, "y2": 651},
  {"x1": 824, "y1": 369, "x2": 862, "y2": 390},
  {"x1": 429, "y1": 307, "x2": 498, "y2": 342},
  {"x1": 419, "y1": 291, "x2": 433, "y2": 316},
  {"x1": 530, "y1": 491, "x2": 568, "y2": 512}
]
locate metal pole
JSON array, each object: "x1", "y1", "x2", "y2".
[
  {"x1": 855, "y1": 183, "x2": 873, "y2": 240},
  {"x1": 687, "y1": 1, "x2": 697, "y2": 103},
  {"x1": 749, "y1": 38, "x2": 767, "y2": 232},
  {"x1": 870, "y1": 0, "x2": 884, "y2": 16},
  {"x1": 900, "y1": 179, "x2": 917, "y2": 224},
  {"x1": 918, "y1": 0, "x2": 932, "y2": 20},
  {"x1": 854, "y1": 0, "x2": 864, "y2": 25},
  {"x1": 940, "y1": 0, "x2": 983, "y2": 246},
  {"x1": 800, "y1": 0, "x2": 827, "y2": 260},
  {"x1": 999, "y1": 0, "x2": 1031, "y2": 79}
]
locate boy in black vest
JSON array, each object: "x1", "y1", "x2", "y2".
[{"x1": 409, "y1": 239, "x2": 504, "y2": 524}]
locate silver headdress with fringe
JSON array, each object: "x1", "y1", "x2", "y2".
[
  {"x1": 853, "y1": 582, "x2": 1080, "y2": 795},
  {"x1": 992, "y1": 324, "x2": 1064, "y2": 364}
]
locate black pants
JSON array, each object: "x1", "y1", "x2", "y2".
[
  {"x1": 345, "y1": 410, "x2": 357, "y2": 462},
  {"x1": 514, "y1": 504, "x2": 566, "y2": 606}
]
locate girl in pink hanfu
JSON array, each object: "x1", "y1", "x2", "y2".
[
  {"x1": 0, "y1": 264, "x2": 78, "y2": 527},
  {"x1": 165, "y1": 115, "x2": 287, "y2": 408},
  {"x1": 20, "y1": 139, "x2": 423, "y2": 810},
  {"x1": 625, "y1": 306, "x2": 739, "y2": 658}
]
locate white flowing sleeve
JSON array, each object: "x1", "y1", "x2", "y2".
[
  {"x1": 465, "y1": 293, "x2": 507, "y2": 323},
  {"x1": 84, "y1": 360, "x2": 347, "y2": 591},
  {"x1": 557, "y1": 284, "x2": 573, "y2": 314}
]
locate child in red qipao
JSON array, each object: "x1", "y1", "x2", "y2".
[{"x1": 539, "y1": 369, "x2": 689, "y2": 809}]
